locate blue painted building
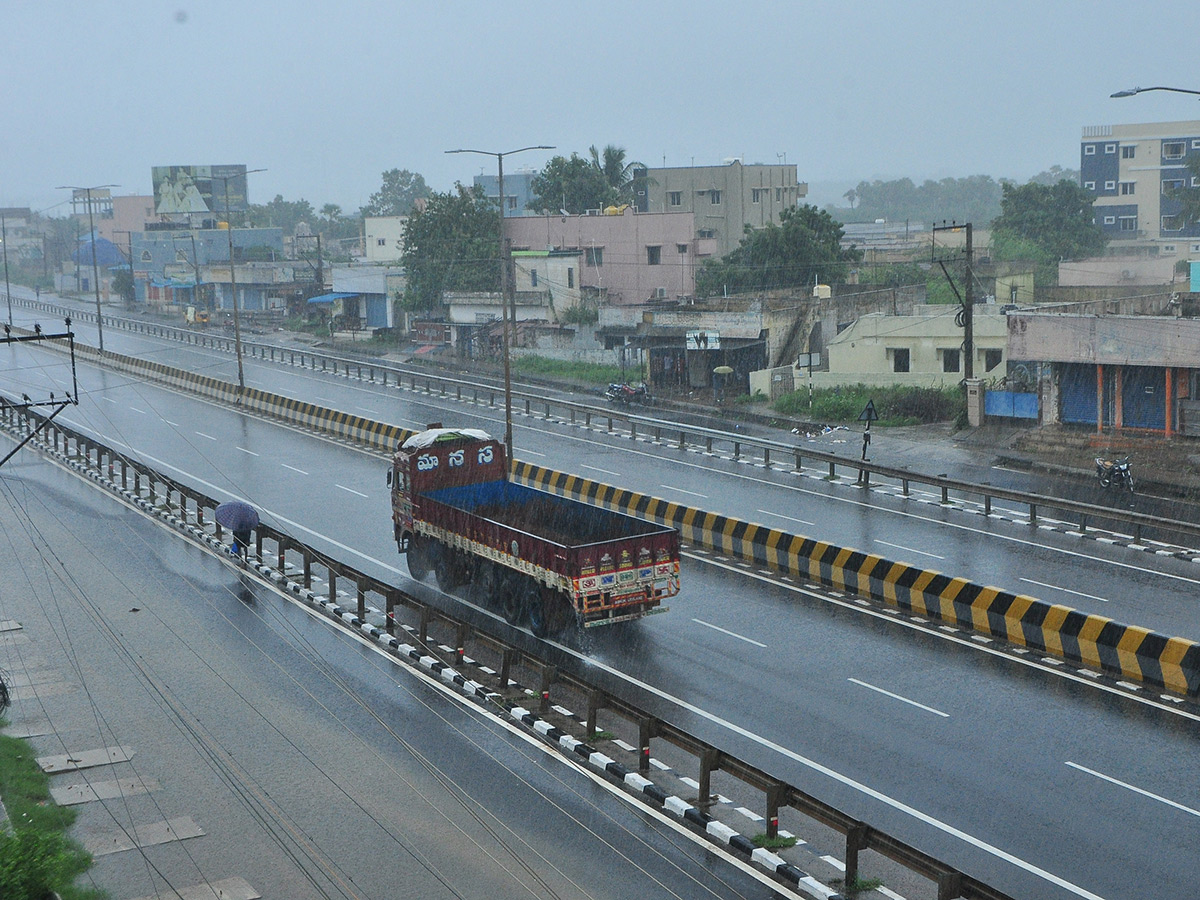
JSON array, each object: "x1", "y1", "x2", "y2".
[{"x1": 473, "y1": 170, "x2": 539, "y2": 216}]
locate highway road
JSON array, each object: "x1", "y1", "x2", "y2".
[
  {"x1": 0, "y1": 452, "x2": 785, "y2": 900},
  {"x1": 5, "y1": 295, "x2": 1200, "y2": 899}
]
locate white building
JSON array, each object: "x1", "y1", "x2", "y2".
[{"x1": 364, "y1": 216, "x2": 407, "y2": 263}]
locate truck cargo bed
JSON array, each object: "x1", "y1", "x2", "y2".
[{"x1": 422, "y1": 479, "x2": 670, "y2": 546}]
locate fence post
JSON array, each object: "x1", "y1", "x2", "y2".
[
  {"x1": 638, "y1": 717, "x2": 657, "y2": 773},
  {"x1": 697, "y1": 748, "x2": 720, "y2": 807},
  {"x1": 845, "y1": 823, "x2": 869, "y2": 890}
]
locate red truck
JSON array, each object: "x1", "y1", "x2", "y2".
[{"x1": 389, "y1": 426, "x2": 680, "y2": 637}]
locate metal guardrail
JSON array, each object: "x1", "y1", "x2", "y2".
[
  {"x1": 0, "y1": 393, "x2": 1016, "y2": 900},
  {"x1": 20, "y1": 295, "x2": 1200, "y2": 550}
]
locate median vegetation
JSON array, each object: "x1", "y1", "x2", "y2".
[
  {"x1": 0, "y1": 722, "x2": 105, "y2": 900},
  {"x1": 773, "y1": 383, "x2": 965, "y2": 427}
]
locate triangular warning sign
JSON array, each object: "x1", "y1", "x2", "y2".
[{"x1": 858, "y1": 400, "x2": 878, "y2": 422}]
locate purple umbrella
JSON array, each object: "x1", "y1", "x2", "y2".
[{"x1": 215, "y1": 501, "x2": 259, "y2": 533}]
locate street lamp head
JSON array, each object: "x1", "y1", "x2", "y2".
[
  {"x1": 1109, "y1": 85, "x2": 1200, "y2": 99},
  {"x1": 1110, "y1": 88, "x2": 1140, "y2": 98}
]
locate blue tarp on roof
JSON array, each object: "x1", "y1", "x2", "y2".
[
  {"x1": 307, "y1": 292, "x2": 357, "y2": 304},
  {"x1": 71, "y1": 237, "x2": 126, "y2": 267}
]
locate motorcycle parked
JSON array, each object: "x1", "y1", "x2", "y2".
[
  {"x1": 1095, "y1": 455, "x2": 1134, "y2": 492},
  {"x1": 605, "y1": 382, "x2": 652, "y2": 405}
]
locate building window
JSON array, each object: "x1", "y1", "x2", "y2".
[
  {"x1": 1193, "y1": 139, "x2": 1200, "y2": 149},
  {"x1": 1121, "y1": 145, "x2": 1135, "y2": 159},
  {"x1": 710, "y1": 190, "x2": 722, "y2": 205},
  {"x1": 1104, "y1": 180, "x2": 1116, "y2": 190},
  {"x1": 984, "y1": 349, "x2": 1003, "y2": 372},
  {"x1": 1164, "y1": 141, "x2": 1186, "y2": 160},
  {"x1": 1119, "y1": 217, "x2": 1137, "y2": 232},
  {"x1": 1103, "y1": 215, "x2": 1116, "y2": 225},
  {"x1": 1084, "y1": 181, "x2": 1096, "y2": 190},
  {"x1": 585, "y1": 247, "x2": 603, "y2": 266},
  {"x1": 1163, "y1": 178, "x2": 1186, "y2": 194},
  {"x1": 530, "y1": 269, "x2": 538, "y2": 287},
  {"x1": 668, "y1": 191, "x2": 682, "y2": 206},
  {"x1": 941, "y1": 348, "x2": 960, "y2": 373},
  {"x1": 1192, "y1": 176, "x2": 1200, "y2": 188},
  {"x1": 507, "y1": 196, "x2": 517, "y2": 210},
  {"x1": 1163, "y1": 245, "x2": 1177, "y2": 253},
  {"x1": 697, "y1": 229, "x2": 716, "y2": 239},
  {"x1": 1084, "y1": 145, "x2": 1096, "y2": 155},
  {"x1": 751, "y1": 188, "x2": 766, "y2": 203},
  {"x1": 1104, "y1": 143, "x2": 1117, "y2": 154},
  {"x1": 1120, "y1": 182, "x2": 1135, "y2": 195},
  {"x1": 646, "y1": 245, "x2": 661, "y2": 265},
  {"x1": 677, "y1": 243, "x2": 689, "y2": 254},
  {"x1": 1162, "y1": 215, "x2": 1183, "y2": 231},
  {"x1": 890, "y1": 348, "x2": 910, "y2": 373},
  {"x1": 775, "y1": 187, "x2": 783, "y2": 202},
  {"x1": 567, "y1": 267, "x2": 574, "y2": 288},
  {"x1": 376, "y1": 238, "x2": 386, "y2": 246}
]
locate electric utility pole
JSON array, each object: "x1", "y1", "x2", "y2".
[{"x1": 932, "y1": 221, "x2": 974, "y2": 380}]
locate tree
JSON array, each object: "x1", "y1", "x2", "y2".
[
  {"x1": 843, "y1": 188, "x2": 858, "y2": 209},
  {"x1": 112, "y1": 267, "x2": 135, "y2": 304},
  {"x1": 695, "y1": 205, "x2": 863, "y2": 297},
  {"x1": 361, "y1": 169, "x2": 432, "y2": 217},
  {"x1": 400, "y1": 184, "x2": 499, "y2": 312},
  {"x1": 1027, "y1": 165, "x2": 1080, "y2": 187},
  {"x1": 990, "y1": 179, "x2": 1106, "y2": 286},
  {"x1": 588, "y1": 144, "x2": 647, "y2": 207},
  {"x1": 320, "y1": 203, "x2": 342, "y2": 223},
  {"x1": 246, "y1": 195, "x2": 317, "y2": 235},
  {"x1": 828, "y1": 175, "x2": 1005, "y2": 225},
  {"x1": 529, "y1": 153, "x2": 610, "y2": 214}
]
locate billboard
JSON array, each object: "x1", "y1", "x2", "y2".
[{"x1": 152, "y1": 165, "x2": 248, "y2": 216}]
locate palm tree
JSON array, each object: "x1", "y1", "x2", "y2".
[
  {"x1": 320, "y1": 203, "x2": 343, "y2": 223},
  {"x1": 589, "y1": 145, "x2": 646, "y2": 207}
]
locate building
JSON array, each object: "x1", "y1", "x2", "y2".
[
  {"x1": 773, "y1": 306, "x2": 1008, "y2": 391},
  {"x1": 1081, "y1": 119, "x2": 1200, "y2": 251},
  {"x1": 328, "y1": 264, "x2": 405, "y2": 329},
  {"x1": 364, "y1": 216, "x2": 407, "y2": 263},
  {"x1": 1008, "y1": 309, "x2": 1200, "y2": 436},
  {"x1": 504, "y1": 208, "x2": 703, "y2": 305},
  {"x1": 131, "y1": 225, "x2": 289, "y2": 311},
  {"x1": 474, "y1": 170, "x2": 539, "y2": 216},
  {"x1": 0, "y1": 208, "x2": 42, "y2": 262},
  {"x1": 95, "y1": 195, "x2": 158, "y2": 247},
  {"x1": 637, "y1": 161, "x2": 807, "y2": 257}
]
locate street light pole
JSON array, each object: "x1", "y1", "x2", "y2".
[
  {"x1": 1111, "y1": 86, "x2": 1200, "y2": 99},
  {"x1": 2, "y1": 212, "x2": 11, "y2": 326},
  {"x1": 445, "y1": 145, "x2": 553, "y2": 455},
  {"x1": 213, "y1": 168, "x2": 266, "y2": 393},
  {"x1": 56, "y1": 184, "x2": 118, "y2": 352}
]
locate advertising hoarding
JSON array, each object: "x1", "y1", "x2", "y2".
[{"x1": 152, "y1": 165, "x2": 248, "y2": 215}]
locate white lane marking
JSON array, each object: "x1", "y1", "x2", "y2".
[
  {"x1": 519, "y1": 447, "x2": 546, "y2": 457},
  {"x1": 875, "y1": 539, "x2": 944, "y2": 560},
  {"x1": 581, "y1": 465, "x2": 622, "y2": 477},
  {"x1": 335, "y1": 484, "x2": 368, "y2": 498},
  {"x1": 129, "y1": 407, "x2": 146, "y2": 415},
  {"x1": 991, "y1": 465, "x2": 1027, "y2": 474},
  {"x1": 757, "y1": 509, "x2": 815, "y2": 527},
  {"x1": 315, "y1": 396, "x2": 336, "y2": 403},
  {"x1": 662, "y1": 485, "x2": 708, "y2": 499},
  {"x1": 86, "y1": 437, "x2": 402, "y2": 574},
  {"x1": 237, "y1": 447, "x2": 259, "y2": 457},
  {"x1": 848, "y1": 678, "x2": 949, "y2": 718},
  {"x1": 163, "y1": 419, "x2": 179, "y2": 427},
  {"x1": 573, "y1": 614, "x2": 1109, "y2": 899},
  {"x1": 1066, "y1": 762, "x2": 1200, "y2": 819},
  {"x1": 1021, "y1": 578, "x2": 1108, "y2": 603},
  {"x1": 281, "y1": 464, "x2": 309, "y2": 475},
  {"x1": 194, "y1": 432, "x2": 217, "y2": 441},
  {"x1": 355, "y1": 406, "x2": 378, "y2": 414},
  {"x1": 102, "y1": 397, "x2": 117, "y2": 404},
  {"x1": 692, "y1": 618, "x2": 767, "y2": 648}
]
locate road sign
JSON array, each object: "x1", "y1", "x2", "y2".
[
  {"x1": 858, "y1": 400, "x2": 878, "y2": 423},
  {"x1": 796, "y1": 352, "x2": 821, "y2": 368}
]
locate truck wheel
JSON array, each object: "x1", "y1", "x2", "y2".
[
  {"x1": 406, "y1": 535, "x2": 433, "y2": 582},
  {"x1": 435, "y1": 546, "x2": 467, "y2": 591},
  {"x1": 501, "y1": 576, "x2": 532, "y2": 627}
]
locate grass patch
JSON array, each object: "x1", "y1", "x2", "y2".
[
  {"x1": 772, "y1": 383, "x2": 964, "y2": 427},
  {"x1": 0, "y1": 722, "x2": 106, "y2": 899},
  {"x1": 511, "y1": 356, "x2": 629, "y2": 387},
  {"x1": 750, "y1": 832, "x2": 798, "y2": 850},
  {"x1": 833, "y1": 875, "x2": 885, "y2": 895},
  {"x1": 588, "y1": 730, "x2": 616, "y2": 741}
]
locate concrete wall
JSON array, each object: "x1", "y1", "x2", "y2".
[
  {"x1": 1058, "y1": 255, "x2": 1181, "y2": 287},
  {"x1": 364, "y1": 217, "x2": 407, "y2": 263},
  {"x1": 1008, "y1": 312, "x2": 1200, "y2": 366}
]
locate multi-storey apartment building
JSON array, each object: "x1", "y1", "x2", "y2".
[
  {"x1": 1081, "y1": 119, "x2": 1200, "y2": 249},
  {"x1": 636, "y1": 160, "x2": 807, "y2": 257}
]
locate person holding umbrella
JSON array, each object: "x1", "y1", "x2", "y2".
[{"x1": 215, "y1": 500, "x2": 260, "y2": 561}]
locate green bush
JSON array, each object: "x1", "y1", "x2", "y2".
[
  {"x1": 511, "y1": 356, "x2": 627, "y2": 386},
  {"x1": 772, "y1": 383, "x2": 963, "y2": 426}
]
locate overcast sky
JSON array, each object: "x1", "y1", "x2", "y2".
[{"x1": 6, "y1": 0, "x2": 1200, "y2": 215}]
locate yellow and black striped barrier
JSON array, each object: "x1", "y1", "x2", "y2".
[{"x1": 58, "y1": 338, "x2": 1200, "y2": 697}]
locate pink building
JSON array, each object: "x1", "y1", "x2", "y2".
[{"x1": 504, "y1": 208, "x2": 708, "y2": 306}]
